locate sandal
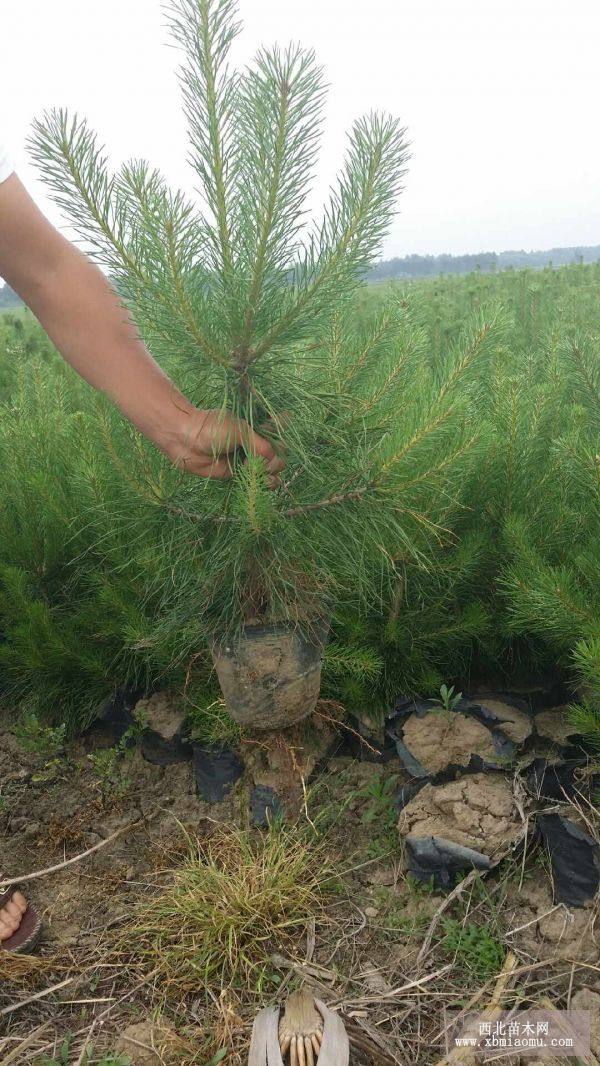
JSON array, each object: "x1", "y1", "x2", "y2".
[{"x1": 0, "y1": 875, "x2": 42, "y2": 954}]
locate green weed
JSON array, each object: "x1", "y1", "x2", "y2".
[
  {"x1": 14, "y1": 709, "x2": 66, "y2": 758},
  {"x1": 440, "y1": 918, "x2": 505, "y2": 981},
  {"x1": 360, "y1": 774, "x2": 399, "y2": 852},
  {"x1": 36, "y1": 1036, "x2": 131, "y2": 1065},
  {"x1": 87, "y1": 747, "x2": 132, "y2": 806},
  {"x1": 435, "y1": 684, "x2": 463, "y2": 713}
]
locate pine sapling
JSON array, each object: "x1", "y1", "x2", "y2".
[{"x1": 28, "y1": 0, "x2": 499, "y2": 741}]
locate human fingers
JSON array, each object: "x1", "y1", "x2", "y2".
[
  {"x1": 176, "y1": 453, "x2": 234, "y2": 479},
  {"x1": 204, "y1": 412, "x2": 286, "y2": 474},
  {"x1": 225, "y1": 419, "x2": 285, "y2": 475},
  {"x1": 200, "y1": 457, "x2": 281, "y2": 485},
  {"x1": 265, "y1": 454, "x2": 286, "y2": 476},
  {"x1": 174, "y1": 447, "x2": 283, "y2": 485}
]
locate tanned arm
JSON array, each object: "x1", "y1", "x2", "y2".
[{"x1": 0, "y1": 173, "x2": 284, "y2": 481}]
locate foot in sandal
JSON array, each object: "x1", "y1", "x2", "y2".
[
  {"x1": 0, "y1": 879, "x2": 42, "y2": 953},
  {"x1": 0, "y1": 889, "x2": 28, "y2": 941},
  {"x1": 249, "y1": 989, "x2": 349, "y2": 1065}
]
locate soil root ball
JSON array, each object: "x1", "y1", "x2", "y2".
[{"x1": 211, "y1": 620, "x2": 330, "y2": 731}]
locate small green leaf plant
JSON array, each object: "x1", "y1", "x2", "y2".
[
  {"x1": 36, "y1": 1035, "x2": 131, "y2": 1066},
  {"x1": 14, "y1": 708, "x2": 66, "y2": 758},
  {"x1": 435, "y1": 683, "x2": 463, "y2": 714},
  {"x1": 87, "y1": 709, "x2": 148, "y2": 804},
  {"x1": 440, "y1": 917, "x2": 505, "y2": 981},
  {"x1": 87, "y1": 746, "x2": 132, "y2": 806},
  {"x1": 420, "y1": 683, "x2": 464, "y2": 720}
]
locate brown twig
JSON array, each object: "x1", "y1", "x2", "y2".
[
  {"x1": 163, "y1": 480, "x2": 376, "y2": 527},
  {"x1": 334, "y1": 965, "x2": 454, "y2": 1008},
  {"x1": 536, "y1": 994, "x2": 600, "y2": 1066},
  {"x1": 73, "y1": 1019, "x2": 100, "y2": 1066},
  {"x1": 0, "y1": 811, "x2": 158, "y2": 891},
  {"x1": 67, "y1": 963, "x2": 164, "y2": 1065},
  {"x1": 415, "y1": 869, "x2": 479, "y2": 968},
  {"x1": 314, "y1": 702, "x2": 382, "y2": 757},
  {"x1": 0, "y1": 977, "x2": 77, "y2": 1017},
  {"x1": 346, "y1": 1025, "x2": 399, "y2": 1066},
  {"x1": 0, "y1": 1022, "x2": 52, "y2": 1064},
  {"x1": 281, "y1": 483, "x2": 374, "y2": 518}
]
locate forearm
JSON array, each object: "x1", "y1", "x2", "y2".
[
  {"x1": 22, "y1": 244, "x2": 196, "y2": 445},
  {"x1": 0, "y1": 173, "x2": 284, "y2": 480},
  {"x1": 0, "y1": 173, "x2": 194, "y2": 449}
]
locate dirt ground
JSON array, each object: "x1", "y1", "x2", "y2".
[{"x1": 0, "y1": 703, "x2": 599, "y2": 1065}]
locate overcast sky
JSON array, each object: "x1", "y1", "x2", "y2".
[{"x1": 2, "y1": 0, "x2": 599, "y2": 257}]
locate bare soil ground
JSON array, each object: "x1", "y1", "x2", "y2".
[{"x1": 0, "y1": 706, "x2": 599, "y2": 1065}]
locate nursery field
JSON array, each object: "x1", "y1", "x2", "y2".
[
  {"x1": 0, "y1": 262, "x2": 599, "y2": 1064},
  {"x1": 1, "y1": 261, "x2": 599, "y2": 742}
]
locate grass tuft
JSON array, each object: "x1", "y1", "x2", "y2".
[{"x1": 116, "y1": 822, "x2": 333, "y2": 998}]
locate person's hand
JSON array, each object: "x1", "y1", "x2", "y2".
[{"x1": 154, "y1": 405, "x2": 286, "y2": 485}]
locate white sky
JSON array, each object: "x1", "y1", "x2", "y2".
[{"x1": 2, "y1": 0, "x2": 599, "y2": 257}]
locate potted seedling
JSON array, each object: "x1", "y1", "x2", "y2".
[{"x1": 30, "y1": 0, "x2": 497, "y2": 794}]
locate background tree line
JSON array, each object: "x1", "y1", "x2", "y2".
[
  {"x1": 3, "y1": 243, "x2": 600, "y2": 309},
  {"x1": 368, "y1": 244, "x2": 600, "y2": 279}
]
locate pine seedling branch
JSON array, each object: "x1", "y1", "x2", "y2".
[{"x1": 27, "y1": 0, "x2": 499, "y2": 639}]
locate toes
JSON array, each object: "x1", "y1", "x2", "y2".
[
  {"x1": 4, "y1": 900, "x2": 23, "y2": 922},
  {"x1": 0, "y1": 916, "x2": 13, "y2": 942},
  {"x1": 12, "y1": 891, "x2": 28, "y2": 913},
  {"x1": 0, "y1": 891, "x2": 29, "y2": 941},
  {"x1": 0, "y1": 907, "x2": 18, "y2": 931},
  {"x1": 280, "y1": 1029, "x2": 321, "y2": 1065},
  {"x1": 0, "y1": 918, "x2": 16, "y2": 940}
]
